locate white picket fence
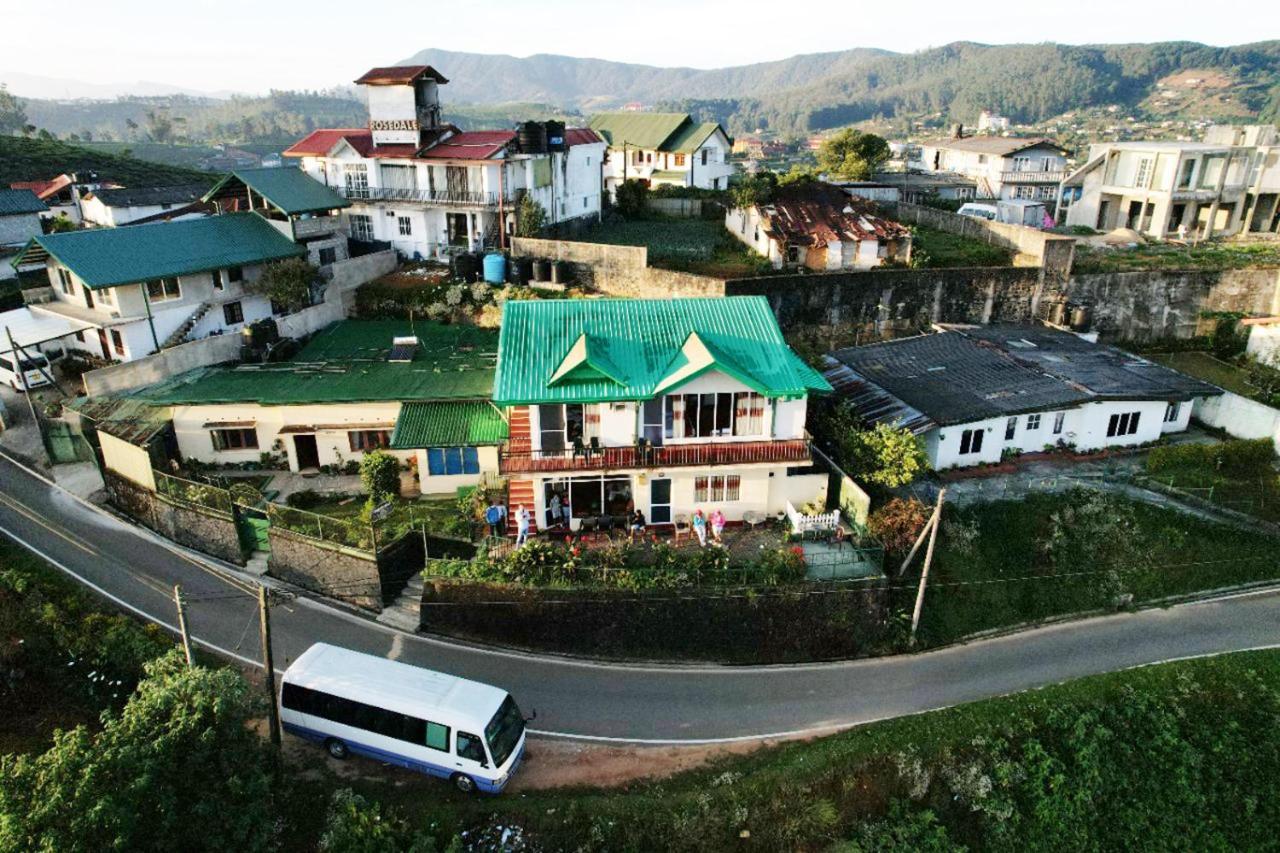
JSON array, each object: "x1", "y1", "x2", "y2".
[{"x1": 785, "y1": 500, "x2": 841, "y2": 534}]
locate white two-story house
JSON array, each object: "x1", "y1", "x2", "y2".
[
  {"x1": 1058, "y1": 125, "x2": 1280, "y2": 238},
  {"x1": 589, "y1": 112, "x2": 734, "y2": 196},
  {"x1": 492, "y1": 297, "x2": 832, "y2": 532},
  {"x1": 285, "y1": 65, "x2": 605, "y2": 259},
  {"x1": 914, "y1": 135, "x2": 1068, "y2": 202}
]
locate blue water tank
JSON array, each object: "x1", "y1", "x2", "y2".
[{"x1": 482, "y1": 253, "x2": 507, "y2": 284}]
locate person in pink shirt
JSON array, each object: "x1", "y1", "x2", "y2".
[{"x1": 709, "y1": 509, "x2": 726, "y2": 544}]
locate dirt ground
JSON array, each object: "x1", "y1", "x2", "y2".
[{"x1": 265, "y1": 716, "x2": 778, "y2": 791}]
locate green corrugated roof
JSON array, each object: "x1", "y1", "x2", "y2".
[
  {"x1": 203, "y1": 167, "x2": 350, "y2": 215},
  {"x1": 587, "y1": 112, "x2": 691, "y2": 151},
  {"x1": 391, "y1": 401, "x2": 508, "y2": 448},
  {"x1": 648, "y1": 170, "x2": 688, "y2": 183},
  {"x1": 493, "y1": 297, "x2": 832, "y2": 405},
  {"x1": 664, "y1": 121, "x2": 723, "y2": 154},
  {"x1": 136, "y1": 320, "x2": 498, "y2": 406},
  {"x1": 14, "y1": 212, "x2": 305, "y2": 288},
  {"x1": 0, "y1": 188, "x2": 47, "y2": 216}
]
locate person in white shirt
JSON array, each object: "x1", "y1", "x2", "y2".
[{"x1": 515, "y1": 505, "x2": 532, "y2": 547}]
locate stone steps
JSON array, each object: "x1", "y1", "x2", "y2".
[{"x1": 376, "y1": 572, "x2": 423, "y2": 632}]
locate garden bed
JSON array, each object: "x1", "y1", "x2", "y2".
[
  {"x1": 1142, "y1": 438, "x2": 1280, "y2": 523},
  {"x1": 909, "y1": 224, "x2": 1014, "y2": 268},
  {"x1": 1147, "y1": 350, "x2": 1280, "y2": 407},
  {"x1": 1072, "y1": 240, "x2": 1280, "y2": 273}
]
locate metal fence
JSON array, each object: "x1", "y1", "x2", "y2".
[{"x1": 153, "y1": 470, "x2": 233, "y2": 515}]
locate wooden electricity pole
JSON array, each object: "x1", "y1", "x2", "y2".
[
  {"x1": 258, "y1": 585, "x2": 281, "y2": 747},
  {"x1": 173, "y1": 584, "x2": 194, "y2": 666},
  {"x1": 909, "y1": 489, "x2": 946, "y2": 645}
]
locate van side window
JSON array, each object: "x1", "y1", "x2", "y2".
[
  {"x1": 425, "y1": 721, "x2": 450, "y2": 751},
  {"x1": 457, "y1": 732, "x2": 487, "y2": 764}
]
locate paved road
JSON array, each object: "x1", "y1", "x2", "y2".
[{"x1": 1, "y1": 451, "x2": 1278, "y2": 743}]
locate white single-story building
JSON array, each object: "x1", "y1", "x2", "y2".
[
  {"x1": 80, "y1": 184, "x2": 211, "y2": 228},
  {"x1": 823, "y1": 324, "x2": 1222, "y2": 470}
]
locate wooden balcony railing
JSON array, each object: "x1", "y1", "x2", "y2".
[{"x1": 499, "y1": 439, "x2": 812, "y2": 474}]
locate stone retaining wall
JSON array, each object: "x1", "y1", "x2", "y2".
[
  {"x1": 104, "y1": 471, "x2": 243, "y2": 565},
  {"x1": 266, "y1": 526, "x2": 383, "y2": 611}
]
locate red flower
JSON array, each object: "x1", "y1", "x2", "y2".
[{"x1": 790, "y1": 546, "x2": 805, "y2": 557}]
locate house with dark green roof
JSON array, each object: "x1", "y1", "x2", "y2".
[
  {"x1": 492, "y1": 296, "x2": 830, "y2": 532},
  {"x1": 9, "y1": 163, "x2": 363, "y2": 364},
  {"x1": 132, "y1": 320, "x2": 506, "y2": 493},
  {"x1": 0, "y1": 188, "x2": 47, "y2": 279},
  {"x1": 588, "y1": 112, "x2": 733, "y2": 195}
]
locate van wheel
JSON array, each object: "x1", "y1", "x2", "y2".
[
  {"x1": 451, "y1": 773, "x2": 476, "y2": 794},
  {"x1": 325, "y1": 738, "x2": 349, "y2": 760}
]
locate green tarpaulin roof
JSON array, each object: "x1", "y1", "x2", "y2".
[
  {"x1": 588, "y1": 112, "x2": 691, "y2": 151},
  {"x1": 0, "y1": 188, "x2": 47, "y2": 216},
  {"x1": 11, "y1": 212, "x2": 305, "y2": 286},
  {"x1": 203, "y1": 167, "x2": 350, "y2": 215},
  {"x1": 391, "y1": 400, "x2": 508, "y2": 448},
  {"x1": 664, "y1": 121, "x2": 723, "y2": 154},
  {"x1": 137, "y1": 320, "x2": 498, "y2": 406},
  {"x1": 493, "y1": 296, "x2": 831, "y2": 405}
]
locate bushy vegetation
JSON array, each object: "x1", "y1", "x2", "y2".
[
  {"x1": 1073, "y1": 240, "x2": 1280, "y2": 273},
  {"x1": 359, "y1": 450, "x2": 401, "y2": 501},
  {"x1": 868, "y1": 497, "x2": 931, "y2": 557},
  {"x1": 433, "y1": 537, "x2": 808, "y2": 590},
  {"x1": 906, "y1": 490, "x2": 1280, "y2": 646},
  {"x1": 909, "y1": 224, "x2": 1014, "y2": 268},
  {"x1": 583, "y1": 216, "x2": 771, "y2": 278},
  {"x1": 244, "y1": 257, "x2": 318, "y2": 312},
  {"x1": 815, "y1": 128, "x2": 889, "y2": 180},
  {"x1": 1144, "y1": 437, "x2": 1280, "y2": 522}
]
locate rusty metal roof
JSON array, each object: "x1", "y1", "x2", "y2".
[
  {"x1": 760, "y1": 186, "x2": 911, "y2": 248},
  {"x1": 353, "y1": 65, "x2": 448, "y2": 86}
]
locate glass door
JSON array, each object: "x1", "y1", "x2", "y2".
[
  {"x1": 649, "y1": 478, "x2": 671, "y2": 525},
  {"x1": 642, "y1": 398, "x2": 664, "y2": 446}
]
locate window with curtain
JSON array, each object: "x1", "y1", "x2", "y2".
[
  {"x1": 348, "y1": 430, "x2": 391, "y2": 452},
  {"x1": 667, "y1": 392, "x2": 765, "y2": 439},
  {"x1": 694, "y1": 474, "x2": 741, "y2": 503}
]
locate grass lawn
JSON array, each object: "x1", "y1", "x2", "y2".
[
  {"x1": 901, "y1": 491, "x2": 1280, "y2": 647},
  {"x1": 1072, "y1": 240, "x2": 1280, "y2": 273},
  {"x1": 910, "y1": 224, "x2": 1014, "y2": 268},
  {"x1": 279, "y1": 492, "x2": 474, "y2": 544},
  {"x1": 582, "y1": 217, "x2": 771, "y2": 278}
]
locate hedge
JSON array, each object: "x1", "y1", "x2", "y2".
[{"x1": 1146, "y1": 437, "x2": 1276, "y2": 477}]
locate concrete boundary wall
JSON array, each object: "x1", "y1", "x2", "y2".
[
  {"x1": 892, "y1": 202, "x2": 1076, "y2": 275},
  {"x1": 103, "y1": 471, "x2": 243, "y2": 565},
  {"x1": 511, "y1": 236, "x2": 725, "y2": 299}
]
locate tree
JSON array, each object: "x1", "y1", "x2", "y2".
[
  {"x1": 0, "y1": 650, "x2": 277, "y2": 852},
  {"x1": 614, "y1": 178, "x2": 650, "y2": 218},
  {"x1": 244, "y1": 257, "x2": 317, "y2": 311},
  {"x1": 514, "y1": 193, "x2": 546, "y2": 237},
  {"x1": 777, "y1": 164, "x2": 819, "y2": 188},
  {"x1": 729, "y1": 170, "x2": 778, "y2": 210},
  {"x1": 867, "y1": 498, "x2": 932, "y2": 556},
  {"x1": 144, "y1": 109, "x2": 174, "y2": 143},
  {"x1": 359, "y1": 449, "x2": 401, "y2": 500},
  {"x1": 838, "y1": 422, "x2": 928, "y2": 489},
  {"x1": 0, "y1": 84, "x2": 27, "y2": 135},
  {"x1": 125, "y1": 117, "x2": 139, "y2": 140},
  {"x1": 816, "y1": 129, "x2": 890, "y2": 181}
]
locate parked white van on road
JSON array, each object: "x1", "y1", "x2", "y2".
[{"x1": 280, "y1": 643, "x2": 529, "y2": 794}]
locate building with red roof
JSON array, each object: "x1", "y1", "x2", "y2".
[{"x1": 284, "y1": 66, "x2": 605, "y2": 259}]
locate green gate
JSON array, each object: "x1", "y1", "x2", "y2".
[{"x1": 236, "y1": 508, "x2": 271, "y2": 556}]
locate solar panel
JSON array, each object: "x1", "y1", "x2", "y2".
[{"x1": 388, "y1": 336, "x2": 419, "y2": 363}]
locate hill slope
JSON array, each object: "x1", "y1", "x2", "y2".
[
  {"x1": 400, "y1": 41, "x2": 1280, "y2": 133},
  {"x1": 0, "y1": 136, "x2": 214, "y2": 186}
]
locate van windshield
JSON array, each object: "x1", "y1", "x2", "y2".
[{"x1": 485, "y1": 695, "x2": 525, "y2": 767}]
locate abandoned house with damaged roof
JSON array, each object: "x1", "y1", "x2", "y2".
[{"x1": 823, "y1": 324, "x2": 1221, "y2": 470}]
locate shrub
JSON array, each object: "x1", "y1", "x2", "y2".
[
  {"x1": 836, "y1": 421, "x2": 929, "y2": 489},
  {"x1": 319, "y1": 788, "x2": 454, "y2": 852},
  {"x1": 1147, "y1": 438, "x2": 1276, "y2": 477},
  {"x1": 285, "y1": 489, "x2": 323, "y2": 510},
  {"x1": 359, "y1": 450, "x2": 401, "y2": 500},
  {"x1": 244, "y1": 257, "x2": 318, "y2": 311},
  {"x1": 614, "y1": 178, "x2": 650, "y2": 218},
  {"x1": 868, "y1": 498, "x2": 931, "y2": 557}
]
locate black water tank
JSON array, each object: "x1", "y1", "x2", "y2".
[
  {"x1": 518, "y1": 121, "x2": 547, "y2": 154},
  {"x1": 551, "y1": 260, "x2": 571, "y2": 284},
  {"x1": 545, "y1": 120, "x2": 566, "y2": 152},
  {"x1": 511, "y1": 256, "x2": 533, "y2": 285},
  {"x1": 532, "y1": 259, "x2": 552, "y2": 282},
  {"x1": 1069, "y1": 304, "x2": 1092, "y2": 332},
  {"x1": 454, "y1": 253, "x2": 479, "y2": 283}
]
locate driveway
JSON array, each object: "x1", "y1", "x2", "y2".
[{"x1": 1, "y1": 448, "x2": 1278, "y2": 743}]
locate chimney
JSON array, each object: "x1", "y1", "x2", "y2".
[{"x1": 951, "y1": 123, "x2": 965, "y2": 140}]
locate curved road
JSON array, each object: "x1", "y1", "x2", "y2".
[{"x1": 1, "y1": 451, "x2": 1278, "y2": 743}]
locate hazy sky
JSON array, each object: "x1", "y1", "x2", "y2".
[{"x1": 3, "y1": 0, "x2": 1277, "y2": 95}]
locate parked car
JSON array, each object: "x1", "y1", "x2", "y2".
[{"x1": 957, "y1": 203, "x2": 998, "y2": 221}]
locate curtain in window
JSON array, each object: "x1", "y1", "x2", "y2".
[
  {"x1": 724, "y1": 475, "x2": 741, "y2": 501},
  {"x1": 734, "y1": 392, "x2": 765, "y2": 435},
  {"x1": 583, "y1": 405, "x2": 601, "y2": 441},
  {"x1": 668, "y1": 395, "x2": 685, "y2": 439},
  {"x1": 694, "y1": 476, "x2": 708, "y2": 503}
]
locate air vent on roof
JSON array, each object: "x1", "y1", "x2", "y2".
[
  {"x1": 1007, "y1": 339, "x2": 1037, "y2": 349},
  {"x1": 927, "y1": 366, "x2": 946, "y2": 372},
  {"x1": 389, "y1": 336, "x2": 419, "y2": 363}
]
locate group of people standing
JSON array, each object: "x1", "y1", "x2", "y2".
[
  {"x1": 485, "y1": 499, "x2": 532, "y2": 547},
  {"x1": 690, "y1": 508, "x2": 726, "y2": 547}
]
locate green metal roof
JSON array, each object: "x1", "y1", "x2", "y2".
[
  {"x1": 0, "y1": 188, "x2": 47, "y2": 216},
  {"x1": 587, "y1": 112, "x2": 692, "y2": 151},
  {"x1": 12, "y1": 212, "x2": 305, "y2": 288},
  {"x1": 203, "y1": 167, "x2": 350, "y2": 215},
  {"x1": 493, "y1": 297, "x2": 832, "y2": 405},
  {"x1": 391, "y1": 400, "x2": 508, "y2": 449},
  {"x1": 66, "y1": 394, "x2": 171, "y2": 445},
  {"x1": 664, "y1": 121, "x2": 723, "y2": 154},
  {"x1": 648, "y1": 170, "x2": 688, "y2": 183},
  {"x1": 136, "y1": 320, "x2": 498, "y2": 406}
]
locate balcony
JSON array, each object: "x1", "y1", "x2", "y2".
[
  {"x1": 335, "y1": 186, "x2": 506, "y2": 208},
  {"x1": 499, "y1": 438, "x2": 812, "y2": 474},
  {"x1": 1000, "y1": 170, "x2": 1067, "y2": 184}
]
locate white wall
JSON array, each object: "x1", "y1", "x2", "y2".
[
  {"x1": 1246, "y1": 324, "x2": 1280, "y2": 368},
  {"x1": 1194, "y1": 392, "x2": 1280, "y2": 452}
]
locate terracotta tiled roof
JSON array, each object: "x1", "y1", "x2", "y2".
[
  {"x1": 565, "y1": 127, "x2": 603, "y2": 147},
  {"x1": 353, "y1": 65, "x2": 448, "y2": 86}
]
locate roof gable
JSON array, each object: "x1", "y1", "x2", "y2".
[
  {"x1": 0, "y1": 188, "x2": 47, "y2": 216},
  {"x1": 14, "y1": 212, "x2": 305, "y2": 287},
  {"x1": 664, "y1": 121, "x2": 727, "y2": 154},
  {"x1": 587, "y1": 112, "x2": 692, "y2": 151},
  {"x1": 354, "y1": 65, "x2": 448, "y2": 85},
  {"x1": 494, "y1": 297, "x2": 831, "y2": 405}
]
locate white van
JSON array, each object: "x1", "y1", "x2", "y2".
[
  {"x1": 280, "y1": 643, "x2": 529, "y2": 794},
  {"x1": 0, "y1": 351, "x2": 53, "y2": 391},
  {"x1": 956, "y1": 203, "x2": 998, "y2": 221}
]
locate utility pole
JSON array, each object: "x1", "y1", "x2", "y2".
[
  {"x1": 173, "y1": 584, "x2": 194, "y2": 666},
  {"x1": 909, "y1": 489, "x2": 946, "y2": 645},
  {"x1": 258, "y1": 585, "x2": 281, "y2": 747}
]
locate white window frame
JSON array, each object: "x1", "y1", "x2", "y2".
[
  {"x1": 1026, "y1": 413, "x2": 1041, "y2": 431},
  {"x1": 349, "y1": 214, "x2": 374, "y2": 241},
  {"x1": 1164, "y1": 402, "x2": 1181, "y2": 423},
  {"x1": 145, "y1": 277, "x2": 181, "y2": 303}
]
